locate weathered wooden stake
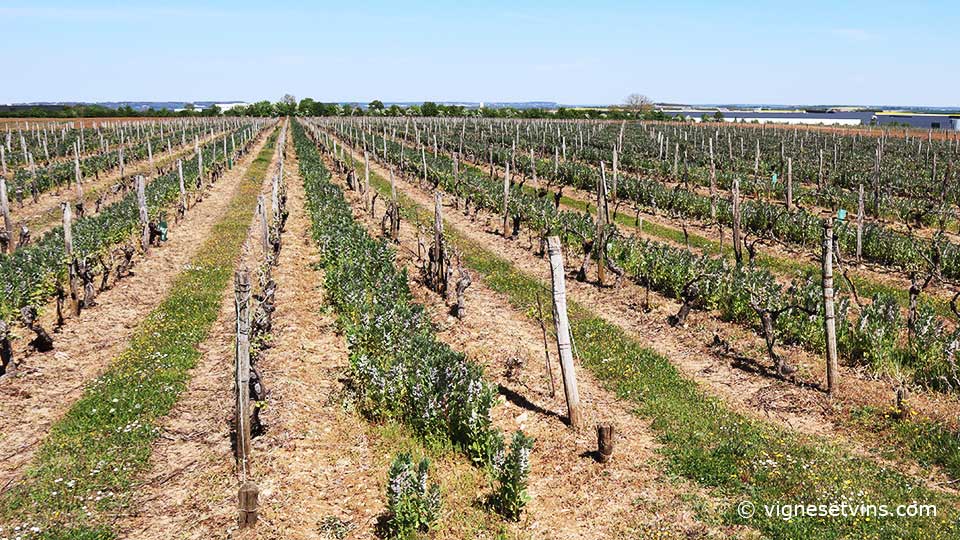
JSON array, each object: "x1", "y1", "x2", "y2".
[
  {"x1": 709, "y1": 138, "x2": 717, "y2": 219},
  {"x1": 822, "y1": 219, "x2": 839, "y2": 397},
  {"x1": 597, "y1": 423, "x2": 615, "y2": 463},
  {"x1": 63, "y1": 203, "x2": 80, "y2": 315},
  {"x1": 258, "y1": 196, "x2": 269, "y2": 261},
  {"x1": 547, "y1": 236, "x2": 583, "y2": 428},
  {"x1": 177, "y1": 159, "x2": 186, "y2": 210},
  {"x1": 238, "y1": 480, "x2": 259, "y2": 528},
  {"x1": 502, "y1": 162, "x2": 511, "y2": 238},
  {"x1": 235, "y1": 269, "x2": 253, "y2": 472},
  {"x1": 0, "y1": 176, "x2": 12, "y2": 254},
  {"x1": 136, "y1": 175, "x2": 149, "y2": 253},
  {"x1": 786, "y1": 157, "x2": 793, "y2": 211},
  {"x1": 856, "y1": 184, "x2": 864, "y2": 262},
  {"x1": 731, "y1": 178, "x2": 743, "y2": 264}
]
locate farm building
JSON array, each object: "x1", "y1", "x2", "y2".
[{"x1": 873, "y1": 112, "x2": 960, "y2": 130}]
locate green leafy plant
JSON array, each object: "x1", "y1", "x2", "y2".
[
  {"x1": 490, "y1": 431, "x2": 534, "y2": 521},
  {"x1": 383, "y1": 452, "x2": 441, "y2": 539}
]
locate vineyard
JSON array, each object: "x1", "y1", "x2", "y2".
[{"x1": 0, "y1": 114, "x2": 957, "y2": 540}]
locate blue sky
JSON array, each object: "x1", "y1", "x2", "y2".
[{"x1": 2, "y1": 0, "x2": 958, "y2": 107}]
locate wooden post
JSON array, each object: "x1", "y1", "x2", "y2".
[
  {"x1": 363, "y1": 150, "x2": 370, "y2": 201},
  {"x1": 611, "y1": 149, "x2": 617, "y2": 202},
  {"x1": 597, "y1": 163, "x2": 609, "y2": 284},
  {"x1": 0, "y1": 176, "x2": 12, "y2": 254},
  {"x1": 258, "y1": 196, "x2": 269, "y2": 261},
  {"x1": 597, "y1": 424, "x2": 614, "y2": 463},
  {"x1": 786, "y1": 157, "x2": 793, "y2": 211},
  {"x1": 63, "y1": 203, "x2": 80, "y2": 315},
  {"x1": 856, "y1": 184, "x2": 864, "y2": 262},
  {"x1": 822, "y1": 219, "x2": 839, "y2": 397},
  {"x1": 235, "y1": 269, "x2": 252, "y2": 472},
  {"x1": 177, "y1": 159, "x2": 186, "y2": 209},
  {"x1": 754, "y1": 139, "x2": 760, "y2": 175},
  {"x1": 74, "y1": 141, "x2": 83, "y2": 200},
  {"x1": 238, "y1": 480, "x2": 259, "y2": 528},
  {"x1": 136, "y1": 175, "x2": 149, "y2": 253},
  {"x1": 818, "y1": 148, "x2": 824, "y2": 190},
  {"x1": 546, "y1": 236, "x2": 583, "y2": 428},
  {"x1": 502, "y1": 162, "x2": 511, "y2": 238},
  {"x1": 709, "y1": 138, "x2": 717, "y2": 219},
  {"x1": 732, "y1": 177, "x2": 743, "y2": 264}
]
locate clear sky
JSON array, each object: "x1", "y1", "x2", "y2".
[{"x1": 2, "y1": 0, "x2": 958, "y2": 107}]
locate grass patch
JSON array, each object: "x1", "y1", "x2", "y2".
[
  {"x1": 0, "y1": 129, "x2": 279, "y2": 539},
  {"x1": 351, "y1": 146, "x2": 960, "y2": 540}
]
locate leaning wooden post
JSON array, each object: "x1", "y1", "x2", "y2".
[
  {"x1": 502, "y1": 162, "x2": 511, "y2": 238},
  {"x1": 136, "y1": 175, "x2": 149, "y2": 253},
  {"x1": 856, "y1": 184, "x2": 864, "y2": 262},
  {"x1": 731, "y1": 177, "x2": 743, "y2": 264},
  {"x1": 62, "y1": 203, "x2": 80, "y2": 316},
  {"x1": 0, "y1": 176, "x2": 12, "y2": 254},
  {"x1": 546, "y1": 236, "x2": 583, "y2": 428},
  {"x1": 822, "y1": 219, "x2": 839, "y2": 398}
]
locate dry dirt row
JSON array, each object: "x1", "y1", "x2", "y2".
[
  {"x1": 0, "y1": 125, "x2": 275, "y2": 494},
  {"x1": 115, "y1": 122, "x2": 287, "y2": 539}
]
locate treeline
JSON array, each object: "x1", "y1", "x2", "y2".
[
  {"x1": 260, "y1": 98, "x2": 675, "y2": 120},
  {"x1": 0, "y1": 103, "x2": 223, "y2": 118},
  {"x1": 2, "y1": 98, "x2": 679, "y2": 120}
]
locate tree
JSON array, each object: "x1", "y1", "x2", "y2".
[
  {"x1": 714, "y1": 110, "x2": 725, "y2": 122},
  {"x1": 276, "y1": 94, "x2": 297, "y2": 116},
  {"x1": 248, "y1": 100, "x2": 275, "y2": 117},
  {"x1": 421, "y1": 101, "x2": 439, "y2": 117},
  {"x1": 298, "y1": 97, "x2": 318, "y2": 116},
  {"x1": 369, "y1": 100, "x2": 385, "y2": 111},
  {"x1": 202, "y1": 104, "x2": 221, "y2": 116},
  {"x1": 623, "y1": 93, "x2": 654, "y2": 113}
]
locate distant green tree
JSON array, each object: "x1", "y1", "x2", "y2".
[
  {"x1": 248, "y1": 100, "x2": 276, "y2": 117},
  {"x1": 421, "y1": 101, "x2": 439, "y2": 117},
  {"x1": 298, "y1": 97, "x2": 318, "y2": 116},
  {"x1": 714, "y1": 110, "x2": 725, "y2": 122},
  {"x1": 369, "y1": 100, "x2": 385, "y2": 111},
  {"x1": 275, "y1": 94, "x2": 297, "y2": 116}
]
